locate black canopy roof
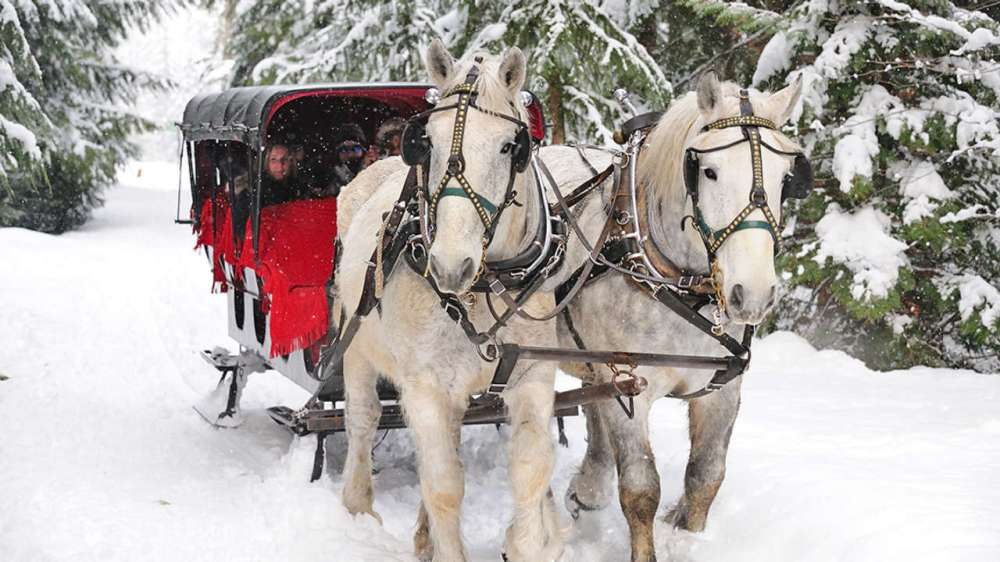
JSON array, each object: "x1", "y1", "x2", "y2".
[{"x1": 180, "y1": 83, "x2": 431, "y2": 143}]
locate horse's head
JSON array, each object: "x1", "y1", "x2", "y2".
[
  {"x1": 645, "y1": 72, "x2": 811, "y2": 325},
  {"x1": 409, "y1": 39, "x2": 531, "y2": 295}
]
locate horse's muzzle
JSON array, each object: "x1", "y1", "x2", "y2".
[
  {"x1": 726, "y1": 283, "x2": 777, "y2": 325},
  {"x1": 428, "y1": 255, "x2": 478, "y2": 295}
]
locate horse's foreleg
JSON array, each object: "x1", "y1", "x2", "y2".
[
  {"x1": 665, "y1": 378, "x2": 741, "y2": 532},
  {"x1": 502, "y1": 364, "x2": 565, "y2": 562},
  {"x1": 413, "y1": 502, "x2": 433, "y2": 561},
  {"x1": 404, "y1": 382, "x2": 467, "y2": 562},
  {"x1": 565, "y1": 400, "x2": 615, "y2": 518},
  {"x1": 413, "y1": 420, "x2": 461, "y2": 562},
  {"x1": 341, "y1": 351, "x2": 383, "y2": 522},
  {"x1": 605, "y1": 394, "x2": 659, "y2": 562}
]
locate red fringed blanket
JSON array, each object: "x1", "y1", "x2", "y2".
[{"x1": 195, "y1": 197, "x2": 338, "y2": 358}]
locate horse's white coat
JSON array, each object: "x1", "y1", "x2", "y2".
[{"x1": 334, "y1": 40, "x2": 564, "y2": 562}]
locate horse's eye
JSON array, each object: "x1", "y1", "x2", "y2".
[
  {"x1": 704, "y1": 168, "x2": 718, "y2": 181},
  {"x1": 500, "y1": 143, "x2": 513, "y2": 154}
]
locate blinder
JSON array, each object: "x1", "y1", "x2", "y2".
[
  {"x1": 681, "y1": 89, "x2": 815, "y2": 259},
  {"x1": 401, "y1": 111, "x2": 532, "y2": 173},
  {"x1": 782, "y1": 153, "x2": 813, "y2": 201},
  {"x1": 398, "y1": 64, "x2": 538, "y2": 280},
  {"x1": 683, "y1": 132, "x2": 814, "y2": 203},
  {"x1": 401, "y1": 119, "x2": 431, "y2": 167}
]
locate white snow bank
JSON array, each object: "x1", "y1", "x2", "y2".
[
  {"x1": 118, "y1": 160, "x2": 187, "y2": 192},
  {"x1": 814, "y1": 206, "x2": 909, "y2": 300}
]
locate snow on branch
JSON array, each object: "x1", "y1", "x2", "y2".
[{"x1": 814, "y1": 205, "x2": 909, "y2": 301}]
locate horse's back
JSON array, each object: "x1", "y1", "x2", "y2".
[
  {"x1": 335, "y1": 163, "x2": 410, "y2": 317},
  {"x1": 337, "y1": 156, "x2": 408, "y2": 238}
]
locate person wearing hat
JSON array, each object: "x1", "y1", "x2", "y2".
[
  {"x1": 328, "y1": 123, "x2": 368, "y2": 195},
  {"x1": 361, "y1": 117, "x2": 406, "y2": 168}
]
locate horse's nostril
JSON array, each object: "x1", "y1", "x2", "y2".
[
  {"x1": 730, "y1": 283, "x2": 745, "y2": 311},
  {"x1": 767, "y1": 285, "x2": 777, "y2": 308},
  {"x1": 460, "y1": 257, "x2": 476, "y2": 283}
]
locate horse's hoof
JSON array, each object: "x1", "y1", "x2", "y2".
[
  {"x1": 365, "y1": 509, "x2": 383, "y2": 525},
  {"x1": 565, "y1": 491, "x2": 603, "y2": 520},
  {"x1": 347, "y1": 506, "x2": 383, "y2": 525}
]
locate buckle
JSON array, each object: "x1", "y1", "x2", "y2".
[
  {"x1": 441, "y1": 298, "x2": 463, "y2": 321},
  {"x1": 489, "y1": 278, "x2": 507, "y2": 296},
  {"x1": 678, "y1": 276, "x2": 694, "y2": 289}
]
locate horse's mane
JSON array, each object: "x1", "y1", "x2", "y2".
[
  {"x1": 439, "y1": 52, "x2": 529, "y2": 123},
  {"x1": 638, "y1": 82, "x2": 802, "y2": 202}
]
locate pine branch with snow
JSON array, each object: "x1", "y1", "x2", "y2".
[
  {"x1": 752, "y1": 0, "x2": 1000, "y2": 370},
  {"x1": 0, "y1": 0, "x2": 178, "y2": 233}
]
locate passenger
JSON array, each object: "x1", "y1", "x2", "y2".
[
  {"x1": 260, "y1": 143, "x2": 307, "y2": 207},
  {"x1": 328, "y1": 123, "x2": 368, "y2": 195},
  {"x1": 374, "y1": 117, "x2": 405, "y2": 159}
]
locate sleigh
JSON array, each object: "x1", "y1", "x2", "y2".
[{"x1": 179, "y1": 85, "x2": 432, "y2": 426}]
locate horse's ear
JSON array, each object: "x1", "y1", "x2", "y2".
[
  {"x1": 498, "y1": 47, "x2": 527, "y2": 94},
  {"x1": 425, "y1": 38, "x2": 455, "y2": 87},
  {"x1": 761, "y1": 74, "x2": 803, "y2": 125},
  {"x1": 696, "y1": 71, "x2": 722, "y2": 115}
]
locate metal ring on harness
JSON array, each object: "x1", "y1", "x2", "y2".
[{"x1": 478, "y1": 337, "x2": 500, "y2": 362}]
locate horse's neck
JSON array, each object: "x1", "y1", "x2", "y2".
[
  {"x1": 645, "y1": 190, "x2": 706, "y2": 273},
  {"x1": 485, "y1": 171, "x2": 537, "y2": 261},
  {"x1": 638, "y1": 158, "x2": 708, "y2": 274}
]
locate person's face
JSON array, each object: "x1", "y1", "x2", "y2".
[
  {"x1": 266, "y1": 145, "x2": 293, "y2": 181},
  {"x1": 336, "y1": 141, "x2": 365, "y2": 163},
  {"x1": 388, "y1": 133, "x2": 401, "y2": 155}
]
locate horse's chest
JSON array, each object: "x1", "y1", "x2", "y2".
[
  {"x1": 566, "y1": 277, "x2": 729, "y2": 389},
  {"x1": 368, "y1": 275, "x2": 490, "y2": 387}
]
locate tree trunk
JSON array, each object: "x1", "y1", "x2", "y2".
[
  {"x1": 636, "y1": 11, "x2": 657, "y2": 56},
  {"x1": 216, "y1": 0, "x2": 238, "y2": 59},
  {"x1": 546, "y1": 72, "x2": 565, "y2": 145}
]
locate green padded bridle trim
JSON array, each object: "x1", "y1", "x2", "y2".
[{"x1": 438, "y1": 186, "x2": 499, "y2": 215}]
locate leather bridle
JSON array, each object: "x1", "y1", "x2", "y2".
[{"x1": 402, "y1": 64, "x2": 532, "y2": 254}]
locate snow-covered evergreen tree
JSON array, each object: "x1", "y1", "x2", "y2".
[
  {"x1": 0, "y1": 0, "x2": 48, "y2": 222},
  {"x1": 745, "y1": 0, "x2": 1000, "y2": 370},
  {"x1": 223, "y1": 0, "x2": 452, "y2": 86},
  {"x1": 0, "y1": 1, "x2": 174, "y2": 233},
  {"x1": 222, "y1": 0, "x2": 669, "y2": 144},
  {"x1": 464, "y1": 0, "x2": 671, "y2": 143}
]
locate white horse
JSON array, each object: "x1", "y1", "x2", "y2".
[
  {"x1": 334, "y1": 40, "x2": 564, "y2": 561},
  {"x1": 543, "y1": 73, "x2": 807, "y2": 561}
]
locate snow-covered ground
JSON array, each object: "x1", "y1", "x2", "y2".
[{"x1": 1, "y1": 174, "x2": 999, "y2": 561}]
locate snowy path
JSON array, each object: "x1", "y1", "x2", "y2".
[{"x1": 1, "y1": 179, "x2": 998, "y2": 561}]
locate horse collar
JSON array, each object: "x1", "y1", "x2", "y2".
[{"x1": 610, "y1": 153, "x2": 716, "y2": 297}]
